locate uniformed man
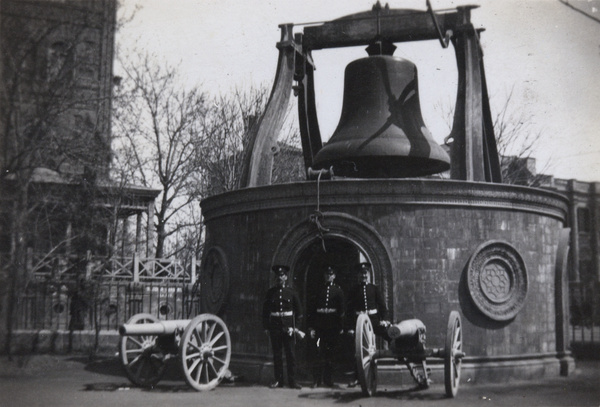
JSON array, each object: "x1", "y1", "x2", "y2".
[
  {"x1": 307, "y1": 265, "x2": 345, "y2": 388},
  {"x1": 345, "y1": 261, "x2": 389, "y2": 387},
  {"x1": 262, "y1": 265, "x2": 303, "y2": 389}
]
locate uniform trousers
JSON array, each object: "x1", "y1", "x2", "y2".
[
  {"x1": 269, "y1": 327, "x2": 296, "y2": 385},
  {"x1": 313, "y1": 326, "x2": 339, "y2": 384}
]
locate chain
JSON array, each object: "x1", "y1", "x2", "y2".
[{"x1": 309, "y1": 169, "x2": 330, "y2": 252}]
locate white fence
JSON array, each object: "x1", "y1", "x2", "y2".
[{"x1": 28, "y1": 250, "x2": 197, "y2": 283}]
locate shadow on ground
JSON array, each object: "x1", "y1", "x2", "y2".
[
  {"x1": 298, "y1": 384, "x2": 448, "y2": 404},
  {"x1": 79, "y1": 355, "x2": 183, "y2": 381}
]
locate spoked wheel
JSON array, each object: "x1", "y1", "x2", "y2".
[
  {"x1": 119, "y1": 313, "x2": 167, "y2": 387},
  {"x1": 444, "y1": 311, "x2": 464, "y2": 398},
  {"x1": 180, "y1": 313, "x2": 232, "y2": 391},
  {"x1": 355, "y1": 313, "x2": 378, "y2": 397}
]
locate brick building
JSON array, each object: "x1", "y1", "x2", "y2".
[
  {"x1": 495, "y1": 155, "x2": 599, "y2": 331},
  {"x1": 541, "y1": 177, "x2": 600, "y2": 328},
  {"x1": 0, "y1": 0, "x2": 158, "y2": 265}
]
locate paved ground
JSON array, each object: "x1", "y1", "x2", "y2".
[{"x1": 0, "y1": 354, "x2": 599, "y2": 407}]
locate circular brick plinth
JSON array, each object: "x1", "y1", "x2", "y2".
[{"x1": 201, "y1": 179, "x2": 570, "y2": 382}]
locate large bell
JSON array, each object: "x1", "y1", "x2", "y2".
[{"x1": 312, "y1": 55, "x2": 450, "y2": 178}]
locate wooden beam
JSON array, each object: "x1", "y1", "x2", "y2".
[
  {"x1": 239, "y1": 24, "x2": 296, "y2": 188},
  {"x1": 294, "y1": 35, "x2": 322, "y2": 171},
  {"x1": 448, "y1": 6, "x2": 497, "y2": 182},
  {"x1": 302, "y1": 9, "x2": 471, "y2": 50}
]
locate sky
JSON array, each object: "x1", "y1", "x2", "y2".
[{"x1": 116, "y1": 0, "x2": 600, "y2": 182}]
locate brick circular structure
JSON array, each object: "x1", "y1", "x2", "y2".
[
  {"x1": 466, "y1": 240, "x2": 528, "y2": 321},
  {"x1": 200, "y1": 179, "x2": 571, "y2": 382},
  {"x1": 200, "y1": 246, "x2": 230, "y2": 314}
]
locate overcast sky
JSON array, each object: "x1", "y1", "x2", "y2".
[{"x1": 116, "y1": 0, "x2": 600, "y2": 182}]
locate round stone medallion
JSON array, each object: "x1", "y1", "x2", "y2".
[
  {"x1": 467, "y1": 241, "x2": 528, "y2": 321},
  {"x1": 200, "y1": 246, "x2": 230, "y2": 314}
]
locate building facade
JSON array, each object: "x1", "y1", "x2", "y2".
[
  {"x1": 0, "y1": 0, "x2": 161, "y2": 353},
  {"x1": 0, "y1": 0, "x2": 158, "y2": 260},
  {"x1": 1, "y1": 0, "x2": 116, "y2": 177},
  {"x1": 498, "y1": 156, "x2": 600, "y2": 333},
  {"x1": 542, "y1": 178, "x2": 600, "y2": 331}
]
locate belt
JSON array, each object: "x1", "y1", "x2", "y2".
[
  {"x1": 356, "y1": 309, "x2": 378, "y2": 315},
  {"x1": 316, "y1": 308, "x2": 338, "y2": 314},
  {"x1": 270, "y1": 311, "x2": 293, "y2": 317}
]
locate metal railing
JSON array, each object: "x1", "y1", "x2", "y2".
[
  {"x1": 13, "y1": 252, "x2": 600, "y2": 353},
  {"x1": 12, "y1": 252, "x2": 201, "y2": 332},
  {"x1": 569, "y1": 281, "x2": 599, "y2": 347},
  {"x1": 14, "y1": 279, "x2": 201, "y2": 331}
]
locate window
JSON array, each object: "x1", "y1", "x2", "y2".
[
  {"x1": 577, "y1": 207, "x2": 591, "y2": 233},
  {"x1": 47, "y1": 41, "x2": 71, "y2": 81}
]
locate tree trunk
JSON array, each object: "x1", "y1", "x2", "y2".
[
  {"x1": 155, "y1": 223, "x2": 165, "y2": 259},
  {"x1": 4, "y1": 182, "x2": 30, "y2": 355}
]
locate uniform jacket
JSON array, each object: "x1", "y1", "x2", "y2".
[
  {"x1": 307, "y1": 282, "x2": 345, "y2": 331},
  {"x1": 346, "y1": 282, "x2": 387, "y2": 329},
  {"x1": 262, "y1": 284, "x2": 303, "y2": 331}
]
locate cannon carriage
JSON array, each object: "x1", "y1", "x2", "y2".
[
  {"x1": 119, "y1": 313, "x2": 231, "y2": 391},
  {"x1": 354, "y1": 311, "x2": 465, "y2": 397}
]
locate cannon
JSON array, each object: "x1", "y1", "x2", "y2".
[
  {"x1": 354, "y1": 311, "x2": 465, "y2": 397},
  {"x1": 119, "y1": 313, "x2": 231, "y2": 391}
]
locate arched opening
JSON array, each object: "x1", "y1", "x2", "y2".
[
  {"x1": 273, "y1": 211, "x2": 394, "y2": 323},
  {"x1": 291, "y1": 236, "x2": 373, "y2": 376},
  {"x1": 271, "y1": 211, "x2": 394, "y2": 376},
  {"x1": 293, "y1": 237, "x2": 371, "y2": 318}
]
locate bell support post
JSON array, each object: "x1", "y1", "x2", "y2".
[{"x1": 239, "y1": 24, "x2": 297, "y2": 188}]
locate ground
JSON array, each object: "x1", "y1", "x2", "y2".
[{"x1": 0, "y1": 354, "x2": 599, "y2": 407}]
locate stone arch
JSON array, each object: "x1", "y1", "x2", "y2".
[{"x1": 272, "y1": 211, "x2": 394, "y2": 319}]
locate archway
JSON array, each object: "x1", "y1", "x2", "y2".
[
  {"x1": 271, "y1": 212, "x2": 394, "y2": 378},
  {"x1": 293, "y1": 236, "x2": 368, "y2": 324},
  {"x1": 293, "y1": 236, "x2": 369, "y2": 377},
  {"x1": 272, "y1": 212, "x2": 393, "y2": 316}
]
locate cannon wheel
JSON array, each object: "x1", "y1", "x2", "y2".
[
  {"x1": 119, "y1": 313, "x2": 167, "y2": 387},
  {"x1": 444, "y1": 311, "x2": 463, "y2": 398},
  {"x1": 355, "y1": 313, "x2": 378, "y2": 396},
  {"x1": 180, "y1": 313, "x2": 232, "y2": 391}
]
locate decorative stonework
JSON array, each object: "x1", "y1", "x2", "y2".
[
  {"x1": 200, "y1": 246, "x2": 230, "y2": 314},
  {"x1": 467, "y1": 241, "x2": 528, "y2": 321}
]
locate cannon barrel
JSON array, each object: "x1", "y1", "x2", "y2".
[
  {"x1": 387, "y1": 319, "x2": 426, "y2": 339},
  {"x1": 119, "y1": 319, "x2": 191, "y2": 336}
]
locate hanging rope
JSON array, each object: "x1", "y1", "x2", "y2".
[{"x1": 308, "y1": 168, "x2": 331, "y2": 252}]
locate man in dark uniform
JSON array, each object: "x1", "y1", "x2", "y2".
[
  {"x1": 262, "y1": 265, "x2": 303, "y2": 389},
  {"x1": 307, "y1": 265, "x2": 345, "y2": 388},
  {"x1": 345, "y1": 261, "x2": 389, "y2": 387}
]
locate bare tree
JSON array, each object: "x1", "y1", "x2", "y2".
[
  {"x1": 436, "y1": 87, "x2": 550, "y2": 185},
  {"x1": 196, "y1": 87, "x2": 268, "y2": 197},
  {"x1": 558, "y1": 0, "x2": 600, "y2": 25},
  {"x1": 161, "y1": 86, "x2": 303, "y2": 260},
  {"x1": 493, "y1": 88, "x2": 549, "y2": 186},
  {"x1": 196, "y1": 86, "x2": 303, "y2": 198},
  {"x1": 112, "y1": 58, "x2": 304, "y2": 261},
  {"x1": 112, "y1": 53, "x2": 207, "y2": 259},
  {"x1": 0, "y1": 3, "x2": 119, "y2": 352}
]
